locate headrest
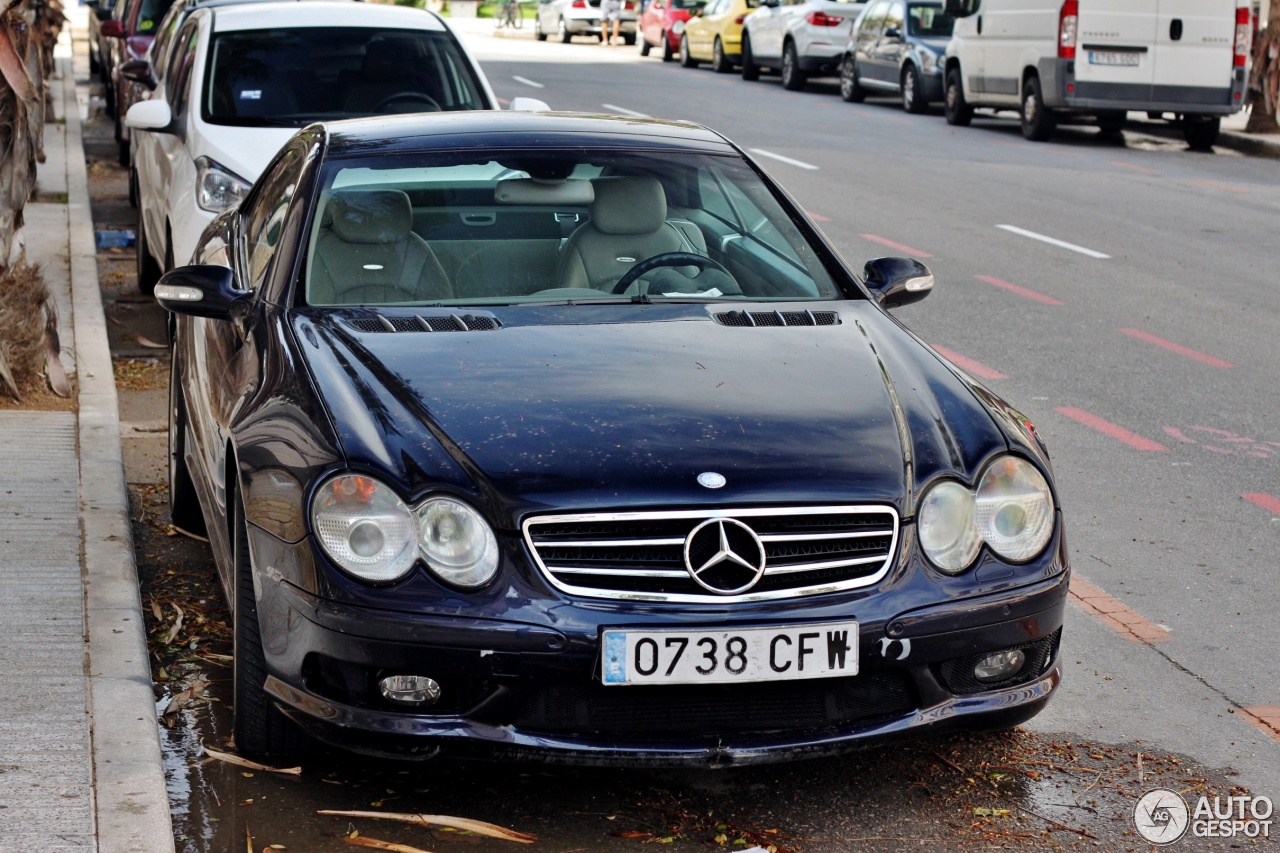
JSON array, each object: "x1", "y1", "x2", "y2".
[
  {"x1": 495, "y1": 178, "x2": 595, "y2": 206},
  {"x1": 589, "y1": 177, "x2": 667, "y2": 235},
  {"x1": 328, "y1": 190, "x2": 413, "y2": 244}
]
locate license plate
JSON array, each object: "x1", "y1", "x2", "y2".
[
  {"x1": 1089, "y1": 51, "x2": 1141, "y2": 67},
  {"x1": 601, "y1": 621, "x2": 859, "y2": 686}
]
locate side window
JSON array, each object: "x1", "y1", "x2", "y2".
[
  {"x1": 884, "y1": 1, "x2": 905, "y2": 33},
  {"x1": 150, "y1": 6, "x2": 184, "y2": 83},
  {"x1": 242, "y1": 146, "x2": 305, "y2": 288},
  {"x1": 167, "y1": 22, "x2": 200, "y2": 117},
  {"x1": 863, "y1": 0, "x2": 890, "y2": 35},
  {"x1": 718, "y1": 175, "x2": 804, "y2": 266},
  {"x1": 697, "y1": 170, "x2": 737, "y2": 225}
]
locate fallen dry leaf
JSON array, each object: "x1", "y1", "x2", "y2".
[
  {"x1": 317, "y1": 811, "x2": 536, "y2": 844},
  {"x1": 165, "y1": 603, "x2": 185, "y2": 644},
  {"x1": 161, "y1": 677, "x2": 210, "y2": 728},
  {"x1": 343, "y1": 837, "x2": 435, "y2": 853},
  {"x1": 136, "y1": 334, "x2": 167, "y2": 349},
  {"x1": 204, "y1": 744, "x2": 302, "y2": 776}
]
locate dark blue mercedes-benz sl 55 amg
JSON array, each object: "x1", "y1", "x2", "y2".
[{"x1": 154, "y1": 111, "x2": 1069, "y2": 764}]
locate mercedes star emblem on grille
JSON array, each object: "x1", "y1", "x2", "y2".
[{"x1": 683, "y1": 518, "x2": 767, "y2": 595}]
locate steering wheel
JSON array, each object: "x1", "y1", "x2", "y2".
[
  {"x1": 372, "y1": 91, "x2": 442, "y2": 114},
  {"x1": 610, "y1": 252, "x2": 735, "y2": 295}
]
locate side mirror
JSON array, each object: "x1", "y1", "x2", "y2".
[
  {"x1": 100, "y1": 19, "x2": 125, "y2": 37},
  {"x1": 510, "y1": 96, "x2": 551, "y2": 111},
  {"x1": 120, "y1": 58, "x2": 156, "y2": 90},
  {"x1": 862, "y1": 256, "x2": 933, "y2": 308},
  {"x1": 154, "y1": 265, "x2": 249, "y2": 320},
  {"x1": 883, "y1": 25, "x2": 901, "y2": 39},
  {"x1": 943, "y1": 0, "x2": 977, "y2": 17},
  {"x1": 125, "y1": 98, "x2": 175, "y2": 132}
]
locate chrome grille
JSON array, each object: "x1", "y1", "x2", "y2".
[{"x1": 523, "y1": 505, "x2": 898, "y2": 603}]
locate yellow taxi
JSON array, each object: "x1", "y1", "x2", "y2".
[{"x1": 678, "y1": 0, "x2": 760, "y2": 72}]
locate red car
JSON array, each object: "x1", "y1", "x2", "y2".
[
  {"x1": 102, "y1": 0, "x2": 177, "y2": 166},
  {"x1": 638, "y1": 0, "x2": 706, "y2": 61}
]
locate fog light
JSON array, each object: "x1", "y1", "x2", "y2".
[
  {"x1": 973, "y1": 649, "x2": 1026, "y2": 683},
  {"x1": 379, "y1": 675, "x2": 441, "y2": 706}
]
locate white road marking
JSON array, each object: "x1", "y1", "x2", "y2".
[
  {"x1": 602, "y1": 103, "x2": 651, "y2": 118},
  {"x1": 995, "y1": 224, "x2": 1110, "y2": 259},
  {"x1": 747, "y1": 148, "x2": 819, "y2": 171},
  {"x1": 513, "y1": 75, "x2": 545, "y2": 89}
]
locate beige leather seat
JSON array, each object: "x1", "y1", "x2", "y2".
[
  {"x1": 554, "y1": 176, "x2": 706, "y2": 293},
  {"x1": 309, "y1": 190, "x2": 453, "y2": 305}
]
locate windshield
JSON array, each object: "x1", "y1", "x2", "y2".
[
  {"x1": 907, "y1": 4, "x2": 953, "y2": 37},
  {"x1": 203, "y1": 28, "x2": 487, "y2": 127},
  {"x1": 303, "y1": 149, "x2": 847, "y2": 307}
]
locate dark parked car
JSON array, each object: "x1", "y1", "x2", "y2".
[
  {"x1": 840, "y1": 0, "x2": 954, "y2": 112},
  {"x1": 156, "y1": 111, "x2": 1069, "y2": 763},
  {"x1": 102, "y1": 0, "x2": 178, "y2": 164},
  {"x1": 86, "y1": 0, "x2": 120, "y2": 82}
]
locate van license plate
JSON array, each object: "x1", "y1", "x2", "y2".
[
  {"x1": 1089, "y1": 51, "x2": 1141, "y2": 67},
  {"x1": 601, "y1": 621, "x2": 859, "y2": 686}
]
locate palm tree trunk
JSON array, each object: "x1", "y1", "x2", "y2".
[{"x1": 1246, "y1": 0, "x2": 1280, "y2": 133}]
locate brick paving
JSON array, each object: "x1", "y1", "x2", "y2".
[{"x1": 1069, "y1": 574, "x2": 1172, "y2": 645}]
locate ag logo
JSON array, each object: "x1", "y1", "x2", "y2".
[{"x1": 1134, "y1": 788, "x2": 1190, "y2": 845}]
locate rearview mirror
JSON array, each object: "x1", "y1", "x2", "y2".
[
  {"x1": 119, "y1": 58, "x2": 156, "y2": 90},
  {"x1": 943, "y1": 0, "x2": 979, "y2": 17},
  {"x1": 862, "y1": 257, "x2": 933, "y2": 308},
  {"x1": 510, "y1": 96, "x2": 551, "y2": 111},
  {"x1": 154, "y1": 265, "x2": 250, "y2": 320},
  {"x1": 125, "y1": 98, "x2": 176, "y2": 133}
]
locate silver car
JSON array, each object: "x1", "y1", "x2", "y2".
[
  {"x1": 740, "y1": 0, "x2": 865, "y2": 90},
  {"x1": 535, "y1": 0, "x2": 638, "y2": 43}
]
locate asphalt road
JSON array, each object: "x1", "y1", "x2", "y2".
[
  {"x1": 471, "y1": 25, "x2": 1280, "y2": 793},
  {"x1": 86, "y1": 23, "x2": 1280, "y2": 852}
]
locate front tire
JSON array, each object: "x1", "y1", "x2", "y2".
[
  {"x1": 136, "y1": 213, "x2": 163, "y2": 295},
  {"x1": 901, "y1": 64, "x2": 926, "y2": 113},
  {"x1": 639, "y1": 30, "x2": 651, "y2": 54},
  {"x1": 661, "y1": 30, "x2": 675, "y2": 61},
  {"x1": 128, "y1": 166, "x2": 139, "y2": 209},
  {"x1": 232, "y1": 486, "x2": 305, "y2": 759},
  {"x1": 1020, "y1": 75, "x2": 1056, "y2": 141},
  {"x1": 558, "y1": 17, "x2": 572, "y2": 43},
  {"x1": 534, "y1": 15, "x2": 547, "y2": 40},
  {"x1": 679, "y1": 33, "x2": 698, "y2": 67},
  {"x1": 839, "y1": 55, "x2": 864, "y2": 103},
  {"x1": 780, "y1": 40, "x2": 806, "y2": 91},
  {"x1": 1183, "y1": 116, "x2": 1220, "y2": 151},
  {"x1": 944, "y1": 65, "x2": 972, "y2": 126},
  {"x1": 167, "y1": 349, "x2": 205, "y2": 535},
  {"x1": 740, "y1": 33, "x2": 759, "y2": 81}
]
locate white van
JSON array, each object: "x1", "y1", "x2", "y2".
[{"x1": 940, "y1": 0, "x2": 1251, "y2": 149}]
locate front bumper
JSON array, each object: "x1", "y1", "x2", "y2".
[{"x1": 263, "y1": 566, "x2": 1069, "y2": 766}]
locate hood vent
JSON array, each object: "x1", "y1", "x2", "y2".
[
  {"x1": 714, "y1": 310, "x2": 840, "y2": 328},
  {"x1": 345, "y1": 313, "x2": 502, "y2": 333}
]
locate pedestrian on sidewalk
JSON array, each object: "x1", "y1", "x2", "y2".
[{"x1": 601, "y1": 0, "x2": 622, "y2": 44}]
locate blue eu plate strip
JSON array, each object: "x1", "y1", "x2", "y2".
[{"x1": 602, "y1": 632, "x2": 627, "y2": 684}]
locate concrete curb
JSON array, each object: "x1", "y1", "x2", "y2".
[{"x1": 61, "y1": 37, "x2": 178, "y2": 853}]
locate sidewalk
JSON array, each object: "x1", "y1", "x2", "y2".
[
  {"x1": 0, "y1": 11, "x2": 174, "y2": 853},
  {"x1": 1127, "y1": 106, "x2": 1280, "y2": 158}
]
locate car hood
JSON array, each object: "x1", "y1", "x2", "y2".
[
  {"x1": 194, "y1": 123, "x2": 299, "y2": 184},
  {"x1": 295, "y1": 303, "x2": 1011, "y2": 526}
]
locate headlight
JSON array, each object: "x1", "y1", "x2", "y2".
[
  {"x1": 917, "y1": 480, "x2": 981, "y2": 574},
  {"x1": 917, "y1": 455, "x2": 1054, "y2": 573},
  {"x1": 311, "y1": 475, "x2": 419, "y2": 582},
  {"x1": 918, "y1": 47, "x2": 937, "y2": 73},
  {"x1": 418, "y1": 497, "x2": 500, "y2": 588},
  {"x1": 672, "y1": 19, "x2": 685, "y2": 34},
  {"x1": 195, "y1": 156, "x2": 251, "y2": 213},
  {"x1": 974, "y1": 456, "x2": 1054, "y2": 562}
]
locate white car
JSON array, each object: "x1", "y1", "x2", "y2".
[
  {"x1": 739, "y1": 0, "x2": 866, "y2": 90},
  {"x1": 126, "y1": 1, "x2": 497, "y2": 292}
]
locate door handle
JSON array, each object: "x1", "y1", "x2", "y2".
[
  {"x1": 1169, "y1": 18, "x2": 1182, "y2": 40},
  {"x1": 976, "y1": 14, "x2": 982, "y2": 35}
]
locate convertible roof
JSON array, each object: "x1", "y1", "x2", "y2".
[{"x1": 318, "y1": 111, "x2": 735, "y2": 156}]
